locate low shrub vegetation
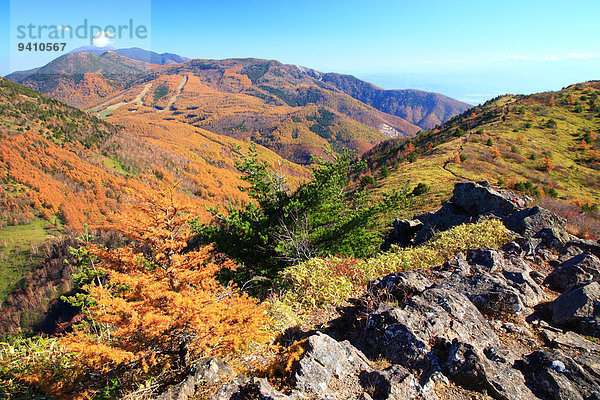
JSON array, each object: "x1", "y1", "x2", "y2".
[{"x1": 280, "y1": 219, "x2": 513, "y2": 308}]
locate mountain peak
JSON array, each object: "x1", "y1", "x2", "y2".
[{"x1": 68, "y1": 46, "x2": 189, "y2": 65}]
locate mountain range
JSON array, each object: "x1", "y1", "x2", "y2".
[{"x1": 7, "y1": 49, "x2": 471, "y2": 164}]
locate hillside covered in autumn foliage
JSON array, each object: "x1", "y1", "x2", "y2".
[{"x1": 0, "y1": 76, "x2": 308, "y2": 319}]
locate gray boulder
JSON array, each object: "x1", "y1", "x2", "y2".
[
  {"x1": 158, "y1": 357, "x2": 234, "y2": 400},
  {"x1": 358, "y1": 366, "x2": 422, "y2": 400},
  {"x1": 414, "y1": 202, "x2": 471, "y2": 244},
  {"x1": 364, "y1": 288, "x2": 499, "y2": 372},
  {"x1": 564, "y1": 239, "x2": 600, "y2": 259},
  {"x1": 547, "y1": 253, "x2": 600, "y2": 292},
  {"x1": 451, "y1": 181, "x2": 526, "y2": 217},
  {"x1": 519, "y1": 349, "x2": 600, "y2": 400},
  {"x1": 442, "y1": 271, "x2": 527, "y2": 315},
  {"x1": 444, "y1": 340, "x2": 536, "y2": 400},
  {"x1": 437, "y1": 248, "x2": 546, "y2": 315},
  {"x1": 414, "y1": 181, "x2": 528, "y2": 244},
  {"x1": 292, "y1": 332, "x2": 371, "y2": 395},
  {"x1": 390, "y1": 218, "x2": 424, "y2": 247},
  {"x1": 503, "y1": 206, "x2": 567, "y2": 239},
  {"x1": 535, "y1": 227, "x2": 571, "y2": 250},
  {"x1": 540, "y1": 327, "x2": 600, "y2": 354},
  {"x1": 550, "y1": 282, "x2": 600, "y2": 336},
  {"x1": 467, "y1": 247, "x2": 508, "y2": 273},
  {"x1": 210, "y1": 376, "x2": 290, "y2": 400},
  {"x1": 367, "y1": 270, "x2": 432, "y2": 303},
  {"x1": 291, "y1": 332, "x2": 427, "y2": 400}
]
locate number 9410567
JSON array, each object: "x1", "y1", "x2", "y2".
[{"x1": 18, "y1": 42, "x2": 66, "y2": 52}]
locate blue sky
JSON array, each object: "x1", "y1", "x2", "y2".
[{"x1": 1, "y1": 0, "x2": 599, "y2": 103}]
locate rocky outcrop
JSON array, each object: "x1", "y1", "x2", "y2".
[
  {"x1": 388, "y1": 218, "x2": 424, "y2": 248},
  {"x1": 408, "y1": 181, "x2": 530, "y2": 244},
  {"x1": 367, "y1": 270, "x2": 432, "y2": 303},
  {"x1": 210, "y1": 182, "x2": 600, "y2": 400},
  {"x1": 291, "y1": 332, "x2": 427, "y2": 400},
  {"x1": 291, "y1": 332, "x2": 372, "y2": 395},
  {"x1": 550, "y1": 282, "x2": 600, "y2": 336},
  {"x1": 444, "y1": 340, "x2": 536, "y2": 400},
  {"x1": 518, "y1": 350, "x2": 600, "y2": 400},
  {"x1": 211, "y1": 376, "x2": 291, "y2": 400},
  {"x1": 547, "y1": 252, "x2": 600, "y2": 292},
  {"x1": 158, "y1": 357, "x2": 234, "y2": 400},
  {"x1": 365, "y1": 288, "x2": 500, "y2": 372},
  {"x1": 451, "y1": 181, "x2": 528, "y2": 217},
  {"x1": 434, "y1": 248, "x2": 547, "y2": 315},
  {"x1": 503, "y1": 207, "x2": 567, "y2": 239}
]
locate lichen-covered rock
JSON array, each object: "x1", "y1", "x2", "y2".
[
  {"x1": 158, "y1": 357, "x2": 234, "y2": 400},
  {"x1": 547, "y1": 253, "x2": 600, "y2": 292},
  {"x1": 367, "y1": 270, "x2": 431, "y2": 303},
  {"x1": 437, "y1": 248, "x2": 546, "y2": 315},
  {"x1": 540, "y1": 326, "x2": 600, "y2": 354},
  {"x1": 444, "y1": 340, "x2": 536, "y2": 400},
  {"x1": 291, "y1": 332, "x2": 427, "y2": 400},
  {"x1": 550, "y1": 281, "x2": 600, "y2": 336},
  {"x1": 503, "y1": 206, "x2": 567, "y2": 239},
  {"x1": 210, "y1": 376, "x2": 290, "y2": 400},
  {"x1": 390, "y1": 218, "x2": 424, "y2": 247},
  {"x1": 534, "y1": 227, "x2": 571, "y2": 250},
  {"x1": 414, "y1": 181, "x2": 528, "y2": 244},
  {"x1": 564, "y1": 239, "x2": 600, "y2": 259},
  {"x1": 292, "y1": 332, "x2": 371, "y2": 396},
  {"x1": 414, "y1": 202, "x2": 472, "y2": 244},
  {"x1": 451, "y1": 181, "x2": 526, "y2": 218},
  {"x1": 443, "y1": 271, "x2": 527, "y2": 314},
  {"x1": 518, "y1": 350, "x2": 600, "y2": 400},
  {"x1": 467, "y1": 247, "x2": 508, "y2": 273},
  {"x1": 365, "y1": 288, "x2": 499, "y2": 371},
  {"x1": 358, "y1": 366, "x2": 422, "y2": 400}
]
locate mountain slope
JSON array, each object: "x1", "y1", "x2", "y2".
[
  {"x1": 0, "y1": 77, "x2": 308, "y2": 229},
  {"x1": 7, "y1": 52, "x2": 469, "y2": 164},
  {"x1": 362, "y1": 81, "x2": 600, "y2": 226},
  {"x1": 6, "y1": 52, "x2": 154, "y2": 107},
  {"x1": 322, "y1": 72, "x2": 472, "y2": 129}
]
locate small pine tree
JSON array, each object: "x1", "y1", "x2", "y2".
[
  {"x1": 541, "y1": 155, "x2": 555, "y2": 171},
  {"x1": 379, "y1": 165, "x2": 391, "y2": 178}
]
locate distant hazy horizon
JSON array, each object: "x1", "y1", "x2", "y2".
[{"x1": 2, "y1": 0, "x2": 599, "y2": 104}]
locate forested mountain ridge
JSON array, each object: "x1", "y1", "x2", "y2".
[
  {"x1": 322, "y1": 72, "x2": 471, "y2": 129},
  {"x1": 7, "y1": 52, "x2": 470, "y2": 164}
]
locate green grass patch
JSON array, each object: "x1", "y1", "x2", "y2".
[
  {"x1": 96, "y1": 109, "x2": 113, "y2": 119},
  {"x1": 153, "y1": 85, "x2": 169, "y2": 103},
  {"x1": 101, "y1": 156, "x2": 128, "y2": 175},
  {"x1": 0, "y1": 219, "x2": 54, "y2": 304}
]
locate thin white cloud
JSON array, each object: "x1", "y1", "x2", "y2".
[
  {"x1": 507, "y1": 53, "x2": 598, "y2": 62},
  {"x1": 509, "y1": 54, "x2": 528, "y2": 60},
  {"x1": 93, "y1": 30, "x2": 113, "y2": 47},
  {"x1": 567, "y1": 52, "x2": 594, "y2": 59}
]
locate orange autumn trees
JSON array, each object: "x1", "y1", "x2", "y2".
[{"x1": 61, "y1": 184, "x2": 268, "y2": 394}]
